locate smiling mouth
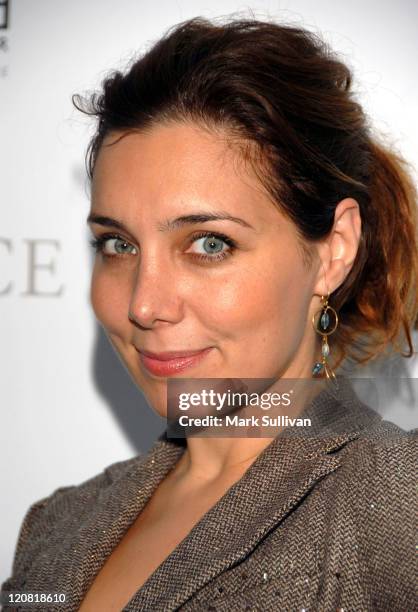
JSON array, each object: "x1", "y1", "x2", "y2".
[{"x1": 136, "y1": 347, "x2": 213, "y2": 377}]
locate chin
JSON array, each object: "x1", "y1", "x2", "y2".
[{"x1": 138, "y1": 383, "x2": 169, "y2": 417}]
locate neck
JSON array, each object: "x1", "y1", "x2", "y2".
[{"x1": 171, "y1": 371, "x2": 327, "y2": 485}]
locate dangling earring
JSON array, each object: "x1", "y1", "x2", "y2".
[{"x1": 311, "y1": 292, "x2": 338, "y2": 381}]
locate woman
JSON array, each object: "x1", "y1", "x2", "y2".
[{"x1": 2, "y1": 16, "x2": 417, "y2": 612}]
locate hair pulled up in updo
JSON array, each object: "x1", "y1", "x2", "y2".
[{"x1": 74, "y1": 16, "x2": 418, "y2": 370}]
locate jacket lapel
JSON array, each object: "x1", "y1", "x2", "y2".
[
  {"x1": 27, "y1": 376, "x2": 380, "y2": 611},
  {"x1": 124, "y1": 376, "x2": 381, "y2": 611},
  {"x1": 24, "y1": 436, "x2": 185, "y2": 611}
]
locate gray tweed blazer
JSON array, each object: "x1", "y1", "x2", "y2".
[{"x1": 1, "y1": 376, "x2": 417, "y2": 611}]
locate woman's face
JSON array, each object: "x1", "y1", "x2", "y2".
[{"x1": 89, "y1": 122, "x2": 322, "y2": 416}]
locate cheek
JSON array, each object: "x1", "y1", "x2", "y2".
[
  {"x1": 200, "y1": 251, "x2": 312, "y2": 346},
  {"x1": 90, "y1": 262, "x2": 130, "y2": 335},
  {"x1": 203, "y1": 263, "x2": 300, "y2": 321}
]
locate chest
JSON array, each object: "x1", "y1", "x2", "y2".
[
  {"x1": 77, "y1": 512, "x2": 181, "y2": 611},
  {"x1": 77, "y1": 480, "x2": 235, "y2": 612}
]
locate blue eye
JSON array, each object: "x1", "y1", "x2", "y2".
[
  {"x1": 188, "y1": 231, "x2": 237, "y2": 262},
  {"x1": 89, "y1": 230, "x2": 237, "y2": 264},
  {"x1": 89, "y1": 234, "x2": 137, "y2": 257},
  {"x1": 194, "y1": 235, "x2": 226, "y2": 254}
]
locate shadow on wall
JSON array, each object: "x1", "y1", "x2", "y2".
[
  {"x1": 90, "y1": 322, "x2": 166, "y2": 455},
  {"x1": 89, "y1": 322, "x2": 417, "y2": 456},
  {"x1": 89, "y1": 315, "x2": 417, "y2": 450},
  {"x1": 341, "y1": 340, "x2": 418, "y2": 426}
]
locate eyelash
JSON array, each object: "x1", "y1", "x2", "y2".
[{"x1": 89, "y1": 231, "x2": 237, "y2": 263}]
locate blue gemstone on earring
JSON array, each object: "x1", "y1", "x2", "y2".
[
  {"x1": 320, "y1": 311, "x2": 330, "y2": 330},
  {"x1": 312, "y1": 362, "x2": 324, "y2": 376}
]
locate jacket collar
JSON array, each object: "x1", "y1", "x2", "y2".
[
  {"x1": 125, "y1": 376, "x2": 382, "y2": 610},
  {"x1": 31, "y1": 376, "x2": 382, "y2": 610}
]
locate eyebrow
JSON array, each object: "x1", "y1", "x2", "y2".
[{"x1": 86, "y1": 211, "x2": 255, "y2": 232}]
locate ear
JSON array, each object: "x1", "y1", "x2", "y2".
[{"x1": 313, "y1": 197, "x2": 362, "y2": 297}]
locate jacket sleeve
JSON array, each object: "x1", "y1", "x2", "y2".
[
  {"x1": 1, "y1": 454, "x2": 140, "y2": 598},
  {"x1": 0, "y1": 484, "x2": 76, "y2": 610},
  {"x1": 11, "y1": 486, "x2": 76, "y2": 577},
  {"x1": 361, "y1": 428, "x2": 418, "y2": 607},
  {"x1": 318, "y1": 427, "x2": 418, "y2": 611}
]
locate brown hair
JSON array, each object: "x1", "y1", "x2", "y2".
[{"x1": 74, "y1": 16, "x2": 418, "y2": 371}]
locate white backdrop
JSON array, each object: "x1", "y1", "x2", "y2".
[{"x1": 1, "y1": 0, "x2": 417, "y2": 579}]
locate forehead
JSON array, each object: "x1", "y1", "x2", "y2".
[
  {"x1": 91, "y1": 121, "x2": 289, "y2": 231},
  {"x1": 93, "y1": 122, "x2": 260, "y2": 193}
]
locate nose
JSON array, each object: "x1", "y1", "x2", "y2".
[{"x1": 128, "y1": 256, "x2": 183, "y2": 329}]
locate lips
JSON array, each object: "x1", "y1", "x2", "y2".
[{"x1": 136, "y1": 347, "x2": 213, "y2": 377}]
